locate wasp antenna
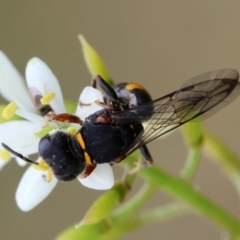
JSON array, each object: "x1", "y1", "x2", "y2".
[{"x1": 1, "y1": 143, "x2": 39, "y2": 165}]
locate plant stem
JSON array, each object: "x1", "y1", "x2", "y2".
[
  {"x1": 140, "y1": 166, "x2": 240, "y2": 236},
  {"x1": 99, "y1": 202, "x2": 187, "y2": 240},
  {"x1": 113, "y1": 182, "x2": 157, "y2": 219},
  {"x1": 181, "y1": 148, "x2": 201, "y2": 181},
  {"x1": 137, "y1": 202, "x2": 188, "y2": 224}
]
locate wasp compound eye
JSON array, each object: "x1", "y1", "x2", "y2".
[{"x1": 38, "y1": 131, "x2": 86, "y2": 181}]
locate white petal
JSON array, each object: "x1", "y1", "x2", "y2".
[
  {"x1": 0, "y1": 120, "x2": 39, "y2": 148},
  {"x1": 15, "y1": 109, "x2": 45, "y2": 126},
  {"x1": 75, "y1": 87, "x2": 104, "y2": 120},
  {"x1": 0, "y1": 121, "x2": 39, "y2": 168},
  {"x1": 14, "y1": 144, "x2": 38, "y2": 167},
  {"x1": 79, "y1": 164, "x2": 114, "y2": 190},
  {"x1": 15, "y1": 157, "x2": 28, "y2": 167},
  {"x1": 0, "y1": 51, "x2": 35, "y2": 111},
  {"x1": 25, "y1": 58, "x2": 65, "y2": 113},
  {"x1": 16, "y1": 165, "x2": 58, "y2": 211},
  {"x1": 0, "y1": 121, "x2": 40, "y2": 159}
]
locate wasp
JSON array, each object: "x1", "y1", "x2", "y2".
[{"x1": 2, "y1": 69, "x2": 240, "y2": 181}]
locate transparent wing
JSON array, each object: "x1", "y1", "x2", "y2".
[{"x1": 111, "y1": 69, "x2": 240, "y2": 157}]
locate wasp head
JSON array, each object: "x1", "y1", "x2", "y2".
[{"x1": 39, "y1": 130, "x2": 86, "y2": 181}]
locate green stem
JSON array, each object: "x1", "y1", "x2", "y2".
[
  {"x1": 181, "y1": 148, "x2": 201, "y2": 181},
  {"x1": 140, "y1": 166, "x2": 240, "y2": 236},
  {"x1": 99, "y1": 202, "x2": 187, "y2": 240},
  {"x1": 203, "y1": 130, "x2": 240, "y2": 193},
  {"x1": 113, "y1": 182, "x2": 157, "y2": 219},
  {"x1": 137, "y1": 202, "x2": 188, "y2": 224}
]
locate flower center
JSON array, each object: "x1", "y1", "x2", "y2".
[
  {"x1": 0, "y1": 148, "x2": 10, "y2": 161},
  {"x1": 40, "y1": 92, "x2": 55, "y2": 105},
  {"x1": 2, "y1": 102, "x2": 17, "y2": 119},
  {"x1": 33, "y1": 158, "x2": 53, "y2": 182}
]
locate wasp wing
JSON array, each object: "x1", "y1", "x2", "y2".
[{"x1": 111, "y1": 69, "x2": 240, "y2": 158}]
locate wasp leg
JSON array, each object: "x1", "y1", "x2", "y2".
[
  {"x1": 78, "y1": 99, "x2": 114, "y2": 111},
  {"x1": 92, "y1": 75, "x2": 126, "y2": 111},
  {"x1": 79, "y1": 102, "x2": 91, "y2": 107},
  {"x1": 78, "y1": 164, "x2": 96, "y2": 178},
  {"x1": 46, "y1": 113, "x2": 83, "y2": 125},
  {"x1": 95, "y1": 100, "x2": 114, "y2": 110},
  {"x1": 91, "y1": 75, "x2": 119, "y2": 102},
  {"x1": 138, "y1": 145, "x2": 154, "y2": 164},
  {"x1": 113, "y1": 146, "x2": 153, "y2": 167}
]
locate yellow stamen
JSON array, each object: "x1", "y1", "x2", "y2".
[
  {"x1": 2, "y1": 102, "x2": 17, "y2": 119},
  {"x1": 33, "y1": 158, "x2": 49, "y2": 171},
  {"x1": 45, "y1": 169, "x2": 53, "y2": 182},
  {"x1": 40, "y1": 92, "x2": 55, "y2": 105},
  {"x1": 0, "y1": 148, "x2": 10, "y2": 161},
  {"x1": 33, "y1": 159, "x2": 54, "y2": 182},
  {"x1": 67, "y1": 126, "x2": 78, "y2": 136}
]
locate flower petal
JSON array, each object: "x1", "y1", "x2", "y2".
[
  {"x1": 75, "y1": 86, "x2": 104, "y2": 120},
  {"x1": 0, "y1": 120, "x2": 40, "y2": 168},
  {"x1": 15, "y1": 109, "x2": 45, "y2": 126},
  {"x1": 79, "y1": 164, "x2": 114, "y2": 190},
  {"x1": 0, "y1": 121, "x2": 40, "y2": 169},
  {"x1": 25, "y1": 58, "x2": 65, "y2": 114},
  {"x1": 0, "y1": 120, "x2": 39, "y2": 151},
  {"x1": 15, "y1": 164, "x2": 58, "y2": 211},
  {"x1": 15, "y1": 157, "x2": 28, "y2": 167},
  {"x1": 0, "y1": 51, "x2": 35, "y2": 111}
]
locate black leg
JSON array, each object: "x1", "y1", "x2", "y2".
[
  {"x1": 139, "y1": 145, "x2": 153, "y2": 164},
  {"x1": 92, "y1": 75, "x2": 119, "y2": 102}
]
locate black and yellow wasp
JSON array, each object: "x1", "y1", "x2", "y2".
[{"x1": 3, "y1": 69, "x2": 240, "y2": 181}]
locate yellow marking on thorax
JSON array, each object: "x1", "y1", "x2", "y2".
[
  {"x1": 125, "y1": 82, "x2": 148, "y2": 92},
  {"x1": 76, "y1": 133, "x2": 92, "y2": 165},
  {"x1": 76, "y1": 133, "x2": 86, "y2": 149},
  {"x1": 84, "y1": 152, "x2": 92, "y2": 165}
]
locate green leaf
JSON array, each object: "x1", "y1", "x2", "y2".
[
  {"x1": 79, "y1": 183, "x2": 129, "y2": 226},
  {"x1": 57, "y1": 183, "x2": 129, "y2": 240},
  {"x1": 78, "y1": 35, "x2": 113, "y2": 86}
]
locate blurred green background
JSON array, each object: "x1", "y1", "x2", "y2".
[{"x1": 1, "y1": 1, "x2": 240, "y2": 239}]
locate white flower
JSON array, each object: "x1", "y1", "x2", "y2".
[
  {"x1": 0, "y1": 51, "x2": 114, "y2": 211},
  {"x1": 0, "y1": 52, "x2": 65, "y2": 169}
]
